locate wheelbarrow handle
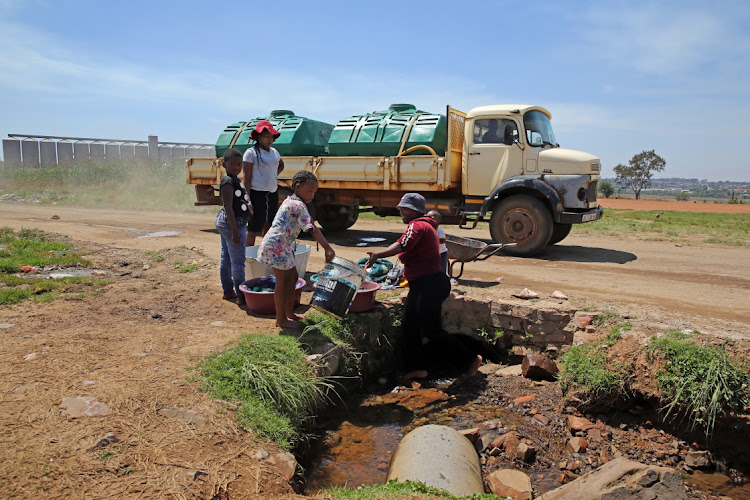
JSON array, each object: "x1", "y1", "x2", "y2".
[{"x1": 473, "y1": 242, "x2": 517, "y2": 261}]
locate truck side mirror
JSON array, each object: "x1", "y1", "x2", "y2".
[{"x1": 503, "y1": 124, "x2": 515, "y2": 145}]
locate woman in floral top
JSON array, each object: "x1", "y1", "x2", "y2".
[{"x1": 257, "y1": 170, "x2": 335, "y2": 328}]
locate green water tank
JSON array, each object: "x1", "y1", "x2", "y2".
[
  {"x1": 327, "y1": 104, "x2": 447, "y2": 157},
  {"x1": 214, "y1": 110, "x2": 334, "y2": 158}
]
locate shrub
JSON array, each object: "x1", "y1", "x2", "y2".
[
  {"x1": 648, "y1": 332, "x2": 749, "y2": 436},
  {"x1": 559, "y1": 344, "x2": 624, "y2": 402},
  {"x1": 198, "y1": 333, "x2": 334, "y2": 448}
]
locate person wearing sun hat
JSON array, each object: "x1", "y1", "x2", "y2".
[
  {"x1": 365, "y1": 193, "x2": 482, "y2": 382},
  {"x1": 243, "y1": 120, "x2": 285, "y2": 246}
]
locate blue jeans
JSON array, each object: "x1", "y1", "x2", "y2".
[{"x1": 215, "y1": 211, "x2": 247, "y2": 296}]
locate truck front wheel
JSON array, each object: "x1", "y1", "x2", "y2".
[
  {"x1": 548, "y1": 223, "x2": 572, "y2": 246},
  {"x1": 489, "y1": 195, "x2": 553, "y2": 256}
]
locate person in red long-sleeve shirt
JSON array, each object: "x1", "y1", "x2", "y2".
[{"x1": 366, "y1": 193, "x2": 482, "y2": 382}]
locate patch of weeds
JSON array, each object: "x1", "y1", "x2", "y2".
[
  {"x1": 524, "y1": 331, "x2": 533, "y2": 339},
  {"x1": 0, "y1": 288, "x2": 31, "y2": 304},
  {"x1": 662, "y1": 328, "x2": 690, "y2": 340},
  {"x1": 377, "y1": 289, "x2": 404, "y2": 301},
  {"x1": 98, "y1": 449, "x2": 116, "y2": 461},
  {"x1": 40, "y1": 465, "x2": 52, "y2": 477},
  {"x1": 0, "y1": 228, "x2": 108, "y2": 304},
  {"x1": 593, "y1": 310, "x2": 621, "y2": 326},
  {"x1": 118, "y1": 465, "x2": 134, "y2": 475},
  {"x1": 197, "y1": 333, "x2": 335, "y2": 449},
  {"x1": 648, "y1": 331, "x2": 749, "y2": 436},
  {"x1": 176, "y1": 262, "x2": 198, "y2": 273},
  {"x1": 300, "y1": 312, "x2": 396, "y2": 380},
  {"x1": 478, "y1": 328, "x2": 504, "y2": 346},
  {"x1": 559, "y1": 344, "x2": 624, "y2": 402},
  {"x1": 319, "y1": 478, "x2": 500, "y2": 500},
  {"x1": 301, "y1": 312, "x2": 353, "y2": 346},
  {"x1": 0, "y1": 227, "x2": 89, "y2": 273},
  {"x1": 145, "y1": 250, "x2": 165, "y2": 262},
  {"x1": 0, "y1": 274, "x2": 111, "y2": 305},
  {"x1": 605, "y1": 322, "x2": 632, "y2": 345}
]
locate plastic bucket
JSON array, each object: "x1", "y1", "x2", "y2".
[
  {"x1": 245, "y1": 244, "x2": 312, "y2": 279},
  {"x1": 310, "y1": 257, "x2": 366, "y2": 319}
]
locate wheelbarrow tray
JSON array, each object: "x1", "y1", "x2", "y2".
[{"x1": 446, "y1": 234, "x2": 502, "y2": 261}]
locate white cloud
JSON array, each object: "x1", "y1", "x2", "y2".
[{"x1": 579, "y1": 3, "x2": 750, "y2": 78}]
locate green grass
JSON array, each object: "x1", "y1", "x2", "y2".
[
  {"x1": 197, "y1": 333, "x2": 335, "y2": 449},
  {"x1": 604, "y1": 322, "x2": 632, "y2": 344},
  {"x1": 0, "y1": 227, "x2": 89, "y2": 273},
  {"x1": 572, "y1": 209, "x2": 750, "y2": 246},
  {"x1": 0, "y1": 160, "x2": 215, "y2": 212},
  {"x1": 318, "y1": 479, "x2": 506, "y2": 500},
  {"x1": 559, "y1": 343, "x2": 624, "y2": 402},
  {"x1": 301, "y1": 312, "x2": 355, "y2": 346},
  {"x1": 300, "y1": 311, "x2": 401, "y2": 380},
  {"x1": 176, "y1": 262, "x2": 198, "y2": 273},
  {"x1": 648, "y1": 331, "x2": 749, "y2": 436},
  {"x1": 593, "y1": 310, "x2": 621, "y2": 326},
  {"x1": 0, "y1": 227, "x2": 110, "y2": 304}
]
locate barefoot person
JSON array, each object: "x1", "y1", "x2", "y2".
[
  {"x1": 366, "y1": 193, "x2": 481, "y2": 380},
  {"x1": 256, "y1": 171, "x2": 335, "y2": 328}
]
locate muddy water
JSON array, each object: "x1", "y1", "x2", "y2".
[
  {"x1": 685, "y1": 471, "x2": 750, "y2": 498},
  {"x1": 304, "y1": 386, "x2": 523, "y2": 494}
]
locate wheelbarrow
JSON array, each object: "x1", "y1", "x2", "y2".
[{"x1": 444, "y1": 234, "x2": 516, "y2": 279}]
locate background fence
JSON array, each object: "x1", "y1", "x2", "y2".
[{"x1": 1, "y1": 134, "x2": 215, "y2": 167}]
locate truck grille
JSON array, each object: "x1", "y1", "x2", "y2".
[{"x1": 588, "y1": 181, "x2": 598, "y2": 202}]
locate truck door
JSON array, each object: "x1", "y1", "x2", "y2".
[{"x1": 465, "y1": 118, "x2": 523, "y2": 197}]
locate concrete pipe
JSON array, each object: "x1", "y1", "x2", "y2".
[{"x1": 386, "y1": 424, "x2": 484, "y2": 496}]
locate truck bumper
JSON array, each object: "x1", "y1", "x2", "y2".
[{"x1": 559, "y1": 205, "x2": 604, "y2": 224}]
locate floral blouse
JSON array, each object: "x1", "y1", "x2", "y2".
[{"x1": 256, "y1": 194, "x2": 314, "y2": 270}]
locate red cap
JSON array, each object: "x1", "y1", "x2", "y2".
[{"x1": 250, "y1": 120, "x2": 281, "y2": 140}]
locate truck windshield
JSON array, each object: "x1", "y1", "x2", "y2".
[{"x1": 524, "y1": 110, "x2": 557, "y2": 147}]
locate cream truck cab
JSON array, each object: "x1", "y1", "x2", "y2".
[
  {"x1": 460, "y1": 104, "x2": 603, "y2": 254},
  {"x1": 186, "y1": 104, "x2": 603, "y2": 256}
]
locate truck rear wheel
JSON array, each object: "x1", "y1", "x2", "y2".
[
  {"x1": 548, "y1": 223, "x2": 572, "y2": 246},
  {"x1": 489, "y1": 195, "x2": 553, "y2": 256},
  {"x1": 316, "y1": 205, "x2": 359, "y2": 232}
]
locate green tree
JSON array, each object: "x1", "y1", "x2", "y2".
[
  {"x1": 598, "y1": 181, "x2": 615, "y2": 199},
  {"x1": 676, "y1": 192, "x2": 689, "y2": 202},
  {"x1": 613, "y1": 150, "x2": 666, "y2": 200}
]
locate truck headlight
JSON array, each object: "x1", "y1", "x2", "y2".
[{"x1": 577, "y1": 188, "x2": 587, "y2": 201}]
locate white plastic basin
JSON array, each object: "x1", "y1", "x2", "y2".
[{"x1": 245, "y1": 244, "x2": 312, "y2": 279}]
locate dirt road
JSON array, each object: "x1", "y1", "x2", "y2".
[{"x1": 3, "y1": 202, "x2": 749, "y2": 331}]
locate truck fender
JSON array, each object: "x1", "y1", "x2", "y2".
[{"x1": 480, "y1": 177, "x2": 563, "y2": 221}]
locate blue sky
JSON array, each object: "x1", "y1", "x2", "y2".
[{"x1": 1, "y1": 0, "x2": 748, "y2": 181}]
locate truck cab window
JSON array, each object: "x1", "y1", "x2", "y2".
[
  {"x1": 523, "y1": 110, "x2": 557, "y2": 147},
  {"x1": 474, "y1": 119, "x2": 518, "y2": 144}
]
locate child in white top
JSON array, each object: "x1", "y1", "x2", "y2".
[
  {"x1": 426, "y1": 210, "x2": 448, "y2": 274},
  {"x1": 243, "y1": 120, "x2": 285, "y2": 246}
]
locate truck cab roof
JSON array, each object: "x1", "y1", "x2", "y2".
[{"x1": 466, "y1": 104, "x2": 551, "y2": 119}]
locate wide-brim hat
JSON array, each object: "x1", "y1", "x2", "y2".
[
  {"x1": 250, "y1": 120, "x2": 281, "y2": 140},
  {"x1": 397, "y1": 193, "x2": 426, "y2": 214}
]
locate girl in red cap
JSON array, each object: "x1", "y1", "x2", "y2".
[{"x1": 243, "y1": 120, "x2": 285, "y2": 246}]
